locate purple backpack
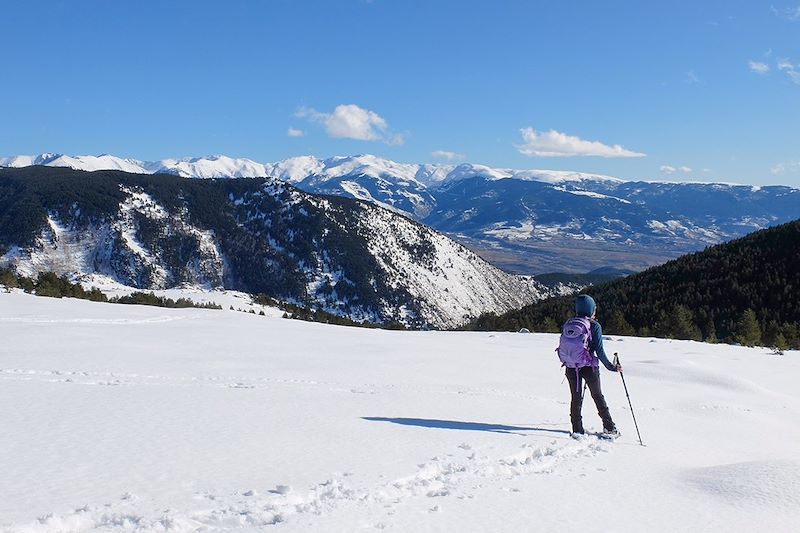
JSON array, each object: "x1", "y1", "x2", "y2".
[{"x1": 557, "y1": 317, "x2": 594, "y2": 369}]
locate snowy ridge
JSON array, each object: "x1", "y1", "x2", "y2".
[
  {"x1": 154, "y1": 155, "x2": 272, "y2": 179},
  {"x1": 0, "y1": 152, "x2": 627, "y2": 186},
  {"x1": 0, "y1": 153, "x2": 149, "y2": 174}
]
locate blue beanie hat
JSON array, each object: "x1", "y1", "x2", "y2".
[{"x1": 575, "y1": 294, "x2": 596, "y2": 317}]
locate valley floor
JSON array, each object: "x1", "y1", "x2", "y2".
[{"x1": 1, "y1": 291, "x2": 798, "y2": 532}]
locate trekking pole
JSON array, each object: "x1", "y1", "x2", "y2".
[{"x1": 614, "y1": 353, "x2": 644, "y2": 446}]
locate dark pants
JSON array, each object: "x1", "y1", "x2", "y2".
[{"x1": 566, "y1": 366, "x2": 615, "y2": 434}]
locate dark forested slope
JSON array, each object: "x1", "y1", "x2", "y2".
[{"x1": 469, "y1": 220, "x2": 800, "y2": 348}]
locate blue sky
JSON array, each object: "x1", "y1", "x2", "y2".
[{"x1": 1, "y1": 0, "x2": 798, "y2": 185}]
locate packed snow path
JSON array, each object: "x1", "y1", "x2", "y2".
[{"x1": 1, "y1": 291, "x2": 799, "y2": 532}]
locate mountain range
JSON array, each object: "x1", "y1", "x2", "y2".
[
  {"x1": 3, "y1": 153, "x2": 800, "y2": 274},
  {"x1": 0, "y1": 166, "x2": 550, "y2": 329}
]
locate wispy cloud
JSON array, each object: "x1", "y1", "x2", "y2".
[
  {"x1": 296, "y1": 104, "x2": 404, "y2": 145},
  {"x1": 287, "y1": 127, "x2": 305, "y2": 137},
  {"x1": 685, "y1": 70, "x2": 703, "y2": 85},
  {"x1": 431, "y1": 150, "x2": 465, "y2": 161},
  {"x1": 771, "y1": 161, "x2": 800, "y2": 174},
  {"x1": 777, "y1": 57, "x2": 800, "y2": 85},
  {"x1": 660, "y1": 165, "x2": 693, "y2": 175},
  {"x1": 517, "y1": 128, "x2": 645, "y2": 158},
  {"x1": 749, "y1": 61, "x2": 771, "y2": 74},
  {"x1": 771, "y1": 5, "x2": 800, "y2": 21}
]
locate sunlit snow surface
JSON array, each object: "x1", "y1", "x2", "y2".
[{"x1": 1, "y1": 291, "x2": 799, "y2": 532}]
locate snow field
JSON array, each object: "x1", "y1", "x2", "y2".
[{"x1": 1, "y1": 291, "x2": 799, "y2": 532}]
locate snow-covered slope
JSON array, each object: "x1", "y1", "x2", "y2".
[
  {"x1": 1, "y1": 291, "x2": 798, "y2": 532},
  {"x1": 349, "y1": 203, "x2": 543, "y2": 328}
]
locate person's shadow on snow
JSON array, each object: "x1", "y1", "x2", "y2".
[{"x1": 362, "y1": 417, "x2": 571, "y2": 436}]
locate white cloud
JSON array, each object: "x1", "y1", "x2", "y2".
[
  {"x1": 771, "y1": 5, "x2": 800, "y2": 21},
  {"x1": 296, "y1": 104, "x2": 404, "y2": 145},
  {"x1": 287, "y1": 127, "x2": 305, "y2": 137},
  {"x1": 517, "y1": 127, "x2": 645, "y2": 158},
  {"x1": 660, "y1": 165, "x2": 677, "y2": 174},
  {"x1": 771, "y1": 161, "x2": 800, "y2": 174},
  {"x1": 431, "y1": 150, "x2": 465, "y2": 161},
  {"x1": 777, "y1": 57, "x2": 800, "y2": 85},
  {"x1": 660, "y1": 165, "x2": 692, "y2": 174},
  {"x1": 749, "y1": 61, "x2": 770, "y2": 74}
]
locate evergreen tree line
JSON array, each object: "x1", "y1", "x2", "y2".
[
  {"x1": 466, "y1": 220, "x2": 800, "y2": 351},
  {"x1": 109, "y1": 292, "x2": 222, "y2": 309},
  {"x1": 1, "y1": 269, "x2": 107, "y2": 301},
  {"x1": 0, "y1": 265, "x2": 401, "y2": 329},
  {"x1": 251, "y1": 294, "x2": 397, "y2": 329},
  {"x1": 0, "y1": 269, "x2": 221, "y2": 310}
]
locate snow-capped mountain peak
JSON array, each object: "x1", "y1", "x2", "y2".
[
  {"x1": 0, "y1": 151, "x2": 626, "y2": 187},
  {"x1": 0, "y1": 153, "x2": 150, "y2": 174},
  {"x1": 264, "y1": 155, "x2": 326, "y2": 183},
  {"x1": 153, "y1": 155, "x2": 271, "y2": 179}
]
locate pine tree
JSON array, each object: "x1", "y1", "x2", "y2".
[
  {"x1": 655, "y1": 305, "x2": 701, "y2": 340},
  {"x1": 763, "y1": 320, "x2": 781, "y2": 347},
  {"x1": 0, "y1": 269, "x2": 19, "y2": 289},
  {"x1": 541, "y1": 316, "x2": 559, "y2": 333},
  {"x1": 735, "y1": 309, "x2": 762, "y2": 347},
  {"x1": 783, "y1": 323, "x2": 800, "y2": 350},
  {"x1": 773, "y1": 333, "x2": 788, "y2": 355},
  {"x1": 703, "y1": 316, "x2": 718, "y2": 343},
  {"x1": 671, "y1": 305, "x2": 702, "y2": 341},
  {"x1": 606, "y1": 309, "x2": 635, "y2": 336}
]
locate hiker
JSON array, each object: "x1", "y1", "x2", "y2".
[{"x1": 557, "y1": 294, "x2": 621, "y2": 436}]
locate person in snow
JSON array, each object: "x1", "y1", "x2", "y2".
[{"x1": 560, "y1": 294, "x2": 621, "y2": 436}]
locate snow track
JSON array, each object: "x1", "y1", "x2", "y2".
[{"x1": 8, "y1": 438, "x2": 610, "y2": 532}]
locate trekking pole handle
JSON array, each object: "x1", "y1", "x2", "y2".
[{"x1": 613, "y1": 352, "x2": 620, "y2": 367}]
